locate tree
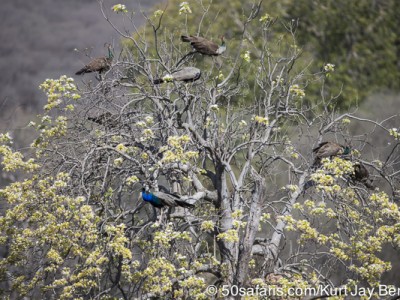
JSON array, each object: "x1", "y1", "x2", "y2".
[
  {"x1": 0, "y1": 1, "x2": 400, "y2": 299},
  {"x1": 138, "y1": 0, "x2": 400, "y2": 108}
]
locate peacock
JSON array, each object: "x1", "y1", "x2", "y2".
[
  {"x1": 181, "y1": 35, "x2": 226, "y2": 56},
  {"x1": 88, "y1": 112, "x2": 116, "y2": 127},
  {"x1": 153, "y1": 67, "x2": 201, "y2": 84},
  {"x1": 352, "y1": 162, "x2": 374, "y2": 189},
  {"x1": 139, "y1": 187, "x2": 195, "y2": 208},
  {"x1": 75, "y1": 43, "x2": 113, "y2": 75},
  {"x1": 312, "y1": 141, "x2": 351, "y2": 167}
]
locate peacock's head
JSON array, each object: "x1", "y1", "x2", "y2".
[
  {"x1": 142, "y1": 184, "x2": 152, "y2": 193},
  {"x1": 217, "y1": 35, "x2": 226, "y2": 54},
  {"x1": 104, "y1": 43, "x2": 114, "y2": 59},
  {"x1": 342, "y1": 146, "x2": 351, "y2": 155},
  {"x1": 219, "y1": 35, "x2": 225, "y2": 46}
]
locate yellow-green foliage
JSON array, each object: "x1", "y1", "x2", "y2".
[
  {"x1": 161, "y1": 135, "x2": 199, "y2": 164},
  {"x1": 309, "y1": 157, "x2": 354, "y2": 193},
  {"x1": 287, "y1": 0, "x2": 400, "y2": 107},
  {"x1": 0, "y1": 1, "x2": 399, "y2": 298},
  {"x1": 153, "y1": 222, "x2": 191, "y2": 248},
  {"x1": 39, "y1": 75, "x2": 80, "y2": 111},
  {"x1": 288, "y1": 161, "x2": 400, "y2": 286},
  {"x1": 124, "y1": 0, "x2": 304, "y2": 107},
  {"x1": 140, "y1": 0, "x2": 400, "y2": 108},
  {"x1": 0, "y1": 173, "x2": 105, "y2": 298},
  {"x1": 31, "y1": 76, "x2": 79, "y2": 151}
]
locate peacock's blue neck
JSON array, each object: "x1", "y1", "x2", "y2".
[
  {"x1": 342, "y1": 146, "x2": 351, "y2": 155},
  {"x1": 142, "y1": 191, "x2": 163, "y2": 207},
  {"x1": 142, "y1": 191, "x2": 154, "y2": 202},
  {"x1": 108, "y1": 48, "x2": 114, "y2": 60}
]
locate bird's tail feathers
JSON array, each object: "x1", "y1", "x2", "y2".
[
  {"x1": 304, "y1": 180, "x2": 316, "y2": 190},
  {"x1": 153, "y1": 78, "x2": 164, "y2": 84},
  {"x1": 363, "y1": 180, "x2": 375, "y2": 190},
  {"x1": 75, "y1": 68, "x2": 86, "y2": 75},
  {"x1": 175, "y1": 200, "x2": 195, "y2": 208},
  {"x1": 311, "y1": 156, "x2": 323, "y2": 168},
  {"x1": 181, "y1": 35, "x2": 191, "y2": 42}
]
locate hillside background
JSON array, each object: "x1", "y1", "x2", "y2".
[{"x1": 0, "y1": 0, "x2": 159, "y2": 130}]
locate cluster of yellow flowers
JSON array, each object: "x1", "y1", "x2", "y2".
[
  {"x1": 241, "y1": 50, "x2": 251, "y2": 63},
  {"x1": 0, "y1": 132, "x2": 12, "y2": 144},
  {"x1": 272, "y1": 75, "x2": 284, "y2": 86},
  {"x1": 153, "y1": 223, "x2": 191, "y2": 248},
  {"x1": 39, "y1": 75, "x2": 80, "y2": 111},
  {"x1": 289, "y1": 84, "x2": 305, "y2": 99},
  {"x1": 324, "y1": 63, "x2": 335, "y2": 72},
  {"x1": 252, "y1": 115, "x2": 269, "y2": 125},
  {"x1": 285, "y1": 144, "x2": 299, "y2": 159},
  {"x1": 0, "y1": 172, "x2": 113, "y2": 298},
  {"x1": 309, "y1": 157, "x2": 355, "y2": 193},
  {"x1": 126, "y1": 175, "x2": 139, "y2": 186},
  {"x1": 142, "y1": 257, "x2": 177, "y2": 294},
  {"x1": 153, "y1": 9, "x2": 164, "y2": 18},
  {"x1": 217, "y1": 229, "x2": 239, "y2": 243},
  {"x1": 200, "y1": 220, "x2": 214, "y2": 232},
  {"x1": 259, "y1": 13, "x2": 272, "y2": 22},
  {"x1": 322, "y1": 157, "x2": 354, "y2": 177},
  {"x1": 176, "y1": 276, "x2": 207, "y2": 299},
  {"x1": 160, "y1": 135, "x2": 199, "y2": 165},
  {"x1": 214, "y1": 71, "x2": 224, "y2": 81},
  {"x1": 111, "y1": 4, "x2": 128, "y2": 13},
  {"x1": 389, "y1": 128, "x2": 399, "y2": 140},
  {"x1": 0, "y1": 145, "x2": 39, "y2": 172},
  {"x1": 179, "y1": 2, "x2": 192, "y2": 15},
  {"x1": 105, "y1": 224, "x2": 132, "y2": 260}
]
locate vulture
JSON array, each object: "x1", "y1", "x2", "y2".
[
  {"x1": 140, "y1": 188, "x2": 195, "y2": 208},
  {"x1": 153, "y1": 67, "x2": 201, "y2": 84},
  {"x1": 75, "y1": 43, "x2": 113, "y2": 75},
  {"x1": 181, "y1": 35, "x2": 226, "y2": 56},
  {"x1": 313, "y1": 141, "x2": 351, "y2": 167},
  {"x1": 352, "y1": 163, "x2": 374, "y2": 189}
]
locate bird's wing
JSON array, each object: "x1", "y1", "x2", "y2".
[
  {"x1": 172, "y1": 67, "x2": 201, "y2": 82},
  {"x1": 353, "y1": 163, "x2": 374, "y2": 189},
  {"x1": 76, "y1": 46, "x2": 113, "y2": 75},
  {"x1": 355, "y1": 163, "x2": 369, "y2": 178},
  {"x1": 317, "y1": 142, "x2": 342, "y2": 158},
  {"x1": 153, "y1": 191, "x2": 178, "y2": 207},
  {"x1": 181, "y1": 35, "x2": 191, "y2": 42},
  {"x1": 86, "y1": 57, "x2": 109, "y2": 72},
  {"x1": 175, "y1": 199, "x2": 195, "y2": 208},
  {"x1": 360, "y1": 164, "x2": 369, "y2": 177},
  {"x1": 312, "y1": 141, "x2": 329, "y2": 153},
  {"x1": 190, "y1": 37, "x2": 218, "y2": 55}
]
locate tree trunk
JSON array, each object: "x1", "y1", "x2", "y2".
[
  {"x1": 235, "y1": 168, "x2": 265, "y2": 286},
  {"x1": 215, "y1": 165, "x2": 237, "y2": 287}
]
